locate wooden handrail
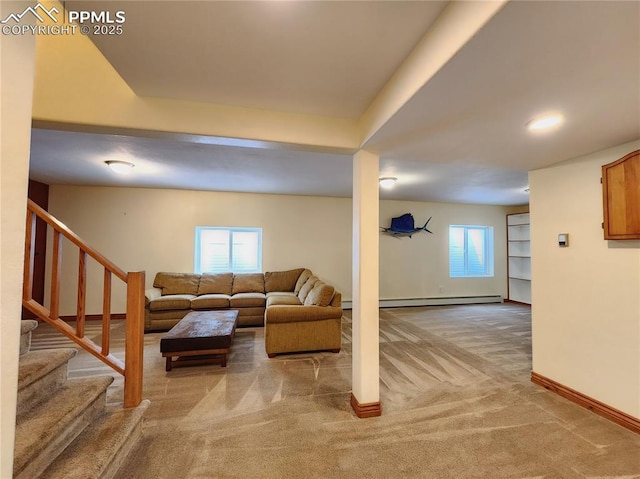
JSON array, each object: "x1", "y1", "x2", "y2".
[
  {"x1": 22, "y1": 199, "x2": 144, "y2": 408},
  {"x1": 26, "y1": 200, "x2": 128, "y2": 282}
]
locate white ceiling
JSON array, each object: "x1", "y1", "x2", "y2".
[{"x1": 29, "y1": 1, "x2": 640, "y2": 206}]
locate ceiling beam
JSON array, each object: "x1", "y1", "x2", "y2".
[
  {"x1": 358, "y1": 0, "x2": 508, "y2": 149},
  {"x1": 32, "y1": 1, "x2": 360, "y2": 153}
]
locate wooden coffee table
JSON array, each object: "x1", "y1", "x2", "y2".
[{"x1": 160, "y1": 310, "x2": 239, "y2": 371}]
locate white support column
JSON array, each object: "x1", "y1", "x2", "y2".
[
  {"x1": 0, "y1": 12, "x2": 36, "y2": 476},
  {"x1": 351, "y1": 149, "x2": 381, "y2": 418}
]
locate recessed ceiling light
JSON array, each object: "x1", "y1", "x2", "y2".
[
  {"x1": 527, "y1": 114, "x2": 563, "y2": 132},
  {"x1": 379, "y1": 177, "x2": 397, "y2": 189},
  {"x1": 105, "y1": 160, "x2": 134, "y2": 174}
]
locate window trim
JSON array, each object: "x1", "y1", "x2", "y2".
[
  {"x1": 194, "y1": 226, "x2": 263, "y2": 274},
  {"x1": 449, "y1": 224, "x2": 494, "y2": 278}
]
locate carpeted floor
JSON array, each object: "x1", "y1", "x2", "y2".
[{"x1": 31, "y1": 304, "x2": 640, "y2": 478}]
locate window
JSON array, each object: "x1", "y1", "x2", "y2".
[
  {"x1": 195, "y1": 227, "x2": 262, "y2": 274},
  {"x1": 449, "y1": 225, "x2": 494, "y2": 278}
]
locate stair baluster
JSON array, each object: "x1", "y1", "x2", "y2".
[{"x1": 22, "y1": 199, "x2": 145, "y2": 408}]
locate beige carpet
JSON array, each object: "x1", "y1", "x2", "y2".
[{"x1": 31, "y1": 304, "x2": 640, "y2": 478}]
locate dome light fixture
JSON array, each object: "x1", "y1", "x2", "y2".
[
  {"x1": 527, "y1": 113, "x2": 563, "y2": 132},
  {"x1": 105, "y1": 160, "x2": 134, "y2": 174},
  {"x1": 379, "y1": 177, "x2": 398, "y2": 189}
]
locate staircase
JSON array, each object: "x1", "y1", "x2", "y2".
[{"x1": 14, "y1": 320, "x2": 149, "y2": 479}]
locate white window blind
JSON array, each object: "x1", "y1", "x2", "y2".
[
  {"x1": 195, "y1": 227, "x2": 262, "y2": 274},
  {"x1": 449, "y1": 225, "x2": 494, "y2": 278}
]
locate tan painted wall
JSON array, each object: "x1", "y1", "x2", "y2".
[
  {"x1": 47, "y1": 187, "x2": 353, "y2": 314},
  {"x1": 530, "y1": 140, "x2": 640, "y2": 418},
  {"x1": 0, "y1": 15, "x2": 36, "y2": 476},
  {"x1": 380, "y1": 200, "x2": 510, "y2": 300},
  {"x1": 46, "y1": 186, "x2": 512, "y2": 315}
]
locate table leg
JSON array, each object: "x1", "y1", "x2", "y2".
[{"x1": 166, "y1": 356, "x2": 172, "y2": 372}]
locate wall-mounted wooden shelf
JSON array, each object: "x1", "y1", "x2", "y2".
[{"x1": 602, "y1": 149, "x2": 640, "y2": 240}]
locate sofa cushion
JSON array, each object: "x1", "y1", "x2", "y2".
[
  {"x1": 297, "y1": 275, "x2": 319, "y2": 303},
  {"x1": 294, "y1": 269, "x2": 313, "y2": 294},
  {"x1": 148, "y1": 294, "x2": 196, "y2": 311},
  {"x1": 304, "y1": 282, "x2": 335, "y2": 306},
  {"x1": 154, "y1": 272, "x2": 200, "y2": 295},
  {"x1": 232, "y1": 273, "x2": 265, "y2": 294},
  {"x1": 191, "y1": 294, "x2": 231, "y2": 309},
  {"x1": 264, "y1": 268, "x2": 305, "y2": 293},
  {"x1": 265, "y1": 305, "x2": 343, "y2": 324},
  {"x1": 266, "y1": 291, "x2": 298, "y2": 300},
  {"x1": 145, "y1": 287, "x2": 162, "y2": 306},
  {"x1": 230, "y1": 292, "x2": 266, "y2": 308},
  {"x1": 198, "y1": 273, "x2": 233, "y2": 295},
  {"x1": 267, "y1": 295, "x2": 303, "y2": 307}
]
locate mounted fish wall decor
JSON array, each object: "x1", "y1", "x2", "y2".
[{"x1": 381, "y1": 213, "x2": 433, "y2": 238}]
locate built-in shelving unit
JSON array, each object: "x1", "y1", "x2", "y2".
[{"x1": 507, "y1": 212, "x2": 531, "y2": 305}]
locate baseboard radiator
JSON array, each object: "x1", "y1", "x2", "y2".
[{"x1": 342, "y1": 295, "x2": 502, "y2": 310}]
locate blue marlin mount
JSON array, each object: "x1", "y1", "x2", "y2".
[{"x1": 381, "y1": 213, "x2": 433, "y2": 238}]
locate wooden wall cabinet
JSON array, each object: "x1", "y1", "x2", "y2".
[{"x1": 602, "y1": 149, "x2": 640, "y2": 240}]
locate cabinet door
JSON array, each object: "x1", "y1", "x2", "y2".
[{"x1": 602, "y1": 150, "x2": 640, "y2": 239}]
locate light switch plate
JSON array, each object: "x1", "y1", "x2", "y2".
[{"x1": 558, "y1": 233, "x2": 569, "y2": 247}]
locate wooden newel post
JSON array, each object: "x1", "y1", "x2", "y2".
[{"x1": 124, "y1": 271, "x2": 145, "y2": 408}]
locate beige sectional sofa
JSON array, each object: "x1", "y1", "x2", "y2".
[{"x1": 145, "y1": 268, "x2": 343, "y2": 357}]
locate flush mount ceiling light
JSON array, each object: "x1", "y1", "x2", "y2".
[
  {"x1": 527, "y1": 113, "x2": 564, "y2": 132},
  {"x1": 379, "y1": 177, "x2": 398, "y2": 189},
  {"x1": 105, "y1": 160, "x2": 134, "y2": 174}
]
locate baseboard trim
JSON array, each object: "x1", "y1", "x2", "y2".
[
  {"x1": 342, "y1": 295, "x2": 502, "y2": 310},
  {"x1": 531, "y1": 372, "x2": 640, "y2": 435},
  {"x1": 59, "y1": 313, "x2": 126, "y2": 321},
  {"x1": 504, "y1": 299, "x2": 532, "y2": 306},
  {"x1": 350, "y1": 393, "x2": 382, "y2": 418}
]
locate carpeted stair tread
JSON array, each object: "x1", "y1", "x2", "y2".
[
  {"x1": 20, "y1": 320, "x2": 39, "y2": 335},
  {"x1": 14, "y1": 375, "x2": 114, "y2": 479},
  {"x1": 18, "y1": 348, "x2": 77, "y2": 391},
  {"x1": 41, "y1": 399, "x2": 151, "y2": 479},
  {"x1": 19, "y1": 320, "x2": 39, "y2": 356},
  {"x1": 17, "y1": 348, "x2": 78, "y2": 417}
]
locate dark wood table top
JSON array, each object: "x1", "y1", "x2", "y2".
[{"x1": 160, "y1": 310, "x2": 239, "y2": 353}]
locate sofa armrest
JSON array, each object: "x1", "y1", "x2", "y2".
[
  {"x1": 330, "y1": 291, "x2": 342, "y2": 308},
  {"x1": 265, "y1": 305, "x2": 343, "y2": 324},
  {"x1": 145, "y1": 287, "x2": 162, "y2": 307}
]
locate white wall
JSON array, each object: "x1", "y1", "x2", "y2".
[
  {"x1": 530, "y1": 140, "x2": 640, "y2": 418},
  {"x1": 0, "y1": 12, "x2": 36, "y2": 476},
  {"x1": 46, "y1": 186, "x2": 513, "y2": 315}
]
